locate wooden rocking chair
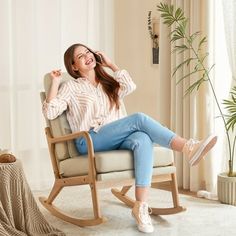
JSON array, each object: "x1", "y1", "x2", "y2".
[{"x1": 39, "y1": 72, "x2": 185, "y2": 227}]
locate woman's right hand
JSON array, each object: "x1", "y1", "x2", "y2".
[
  {"x1": 46, "y1": 70, "x2": 62, "y2": 102},
  {"x1": 50, "y1": 70, "x2": 62, "y2": 83}
]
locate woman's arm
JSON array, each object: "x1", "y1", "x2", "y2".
[
  {"x1": 46, "y1": 70, "x2": 62, "y2": 102},
  {"x1": 42, "y1": 70, "x2": 69, "y2": 120},
  {"x1": 95, "y1": 51, "x2": 136, "y2": 97},
  {"x1": 95, "y1": 51, "x2": 120, "y2": 72},
  {"x1": 114, "y1": 70, "x2": 136, "y2": 98},
  {"x1": 108, "y1": 63, "x2": 119, "y2": 73}
]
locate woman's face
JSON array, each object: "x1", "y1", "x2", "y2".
[{"x1": 72, "y1": 46, "x2": 96, "y2": 74}]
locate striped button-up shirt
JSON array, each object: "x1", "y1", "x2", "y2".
[{"x1": 42, "y1": 70, "x2": 136, "y2": 133}]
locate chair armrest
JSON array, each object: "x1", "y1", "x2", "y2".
[
  {"x1": 45, "y1": 127, "x2": 96, "y2": 180},
  {"x1": 48, "y1": 130, "x2": 92, "y2": 144}
]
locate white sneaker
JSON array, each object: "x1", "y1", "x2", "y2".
[
  {"x1": 182, "y1": 134, "x2": 217, "y2": 166},
  {"x1": 132, "y1": 201, "x2": 154, "y2": 233}
]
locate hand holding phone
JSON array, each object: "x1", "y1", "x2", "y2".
[
  {"x1": 94, "y1": 53, "x2": 103, "y2": 64},
  {"x1": 94, "y1": 51, "x2": 119, "y2": 71}
]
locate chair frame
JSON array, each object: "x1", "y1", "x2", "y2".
[{"x1": 39, "y1": 126, "x2": 186, "y2": 227}]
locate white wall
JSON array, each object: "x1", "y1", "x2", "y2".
[
  {"x1": 114, "y1": 0, "x2": 161, "y2": 120},
  {"x1": 0, "y1": 0, "x2": 114, "y2": 189}
]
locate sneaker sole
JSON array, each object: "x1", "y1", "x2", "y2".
[
  {"x1": 131, "y1": 212, "x2": 154, "y2": 233},
  {"x1": 189, "y1": 135, "x2": 217, "y2": 166}
]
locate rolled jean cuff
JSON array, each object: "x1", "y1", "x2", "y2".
[
  {"x1": 135, "y1": 183, "x2": 151, "y2": 188},
  {"x1": 168, "y1": 134, "x2": 177, "y2": 148}
]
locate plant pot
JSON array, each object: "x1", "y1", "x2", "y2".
[{"x1": 217, "y1": 172, "x2": 236, "y2": 206}]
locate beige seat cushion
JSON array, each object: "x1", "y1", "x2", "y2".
[
  {"x1": 96, "y1": 166, "x2": 176, "y2": 181},
  {"x1": 59, "y1": 146, "x2": 174, "y2": 178}
]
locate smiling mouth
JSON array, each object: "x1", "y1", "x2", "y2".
[{"x1": 85, "y1": 58, "x2": 93, "y2": 65}]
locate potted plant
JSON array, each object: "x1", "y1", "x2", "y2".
[
  {"x1": 219, "y1": 88, "x2": 236, "y2": 205},
  {"x1": 156, "y1": 2, "x2": 236, "y2": 205}
]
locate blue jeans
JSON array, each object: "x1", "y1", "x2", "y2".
[{"x1": 75, "y1": 112, "x2": 176, "y2": 187}]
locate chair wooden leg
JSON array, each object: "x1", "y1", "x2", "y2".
[
  {"x1": 39, "y1": 179, "x2": 107, "y2": 227},
  {"x1": 111, "y1": 186, "x2": 135, "y2": 208},
  {"x1": 120, "y1": 186, "x2": 132, "y2": 195},
  {"x1": 45, "y1": 180, "x2": 63, "y2": 204},
  {"x1": 151, "y1": 173, "x2": 186, "y2": 215},
  {"x1": 112, "y1": 174, "x2": 186, "y2": 216},
  {"x1": 171, "y1": 173, "x2": 180, "y2": 207},
  {"x1": 90, "y1": 182, "x2": 102, "y2": 219}
]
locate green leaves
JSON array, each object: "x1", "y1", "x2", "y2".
[
  {"x1": 223, "y1": 86, "x2": 236, "y2": 131},
  {"x1": 184, "y1": 72, "x2": 206, "y2": 95},
  {"x1": 172, "y1": 57, "x2": 196, "y2": 77},
  {"x1": 157, "y1": 3, "x2": 185, "y2": 26},
  {"x1": 170, "y1": 22, "x2": 187, "y2": 42},
  {"x1": 147, "y1": 11, "x2": 159, "y2": 48},
  {"x1": 198, "y1": 36, "x2": 207, "y2": 51},
  {"x1": 147, "y1": 11, "x2": 154, "y2": 39},
  {"x1": 157, "y1": 2, "x2": 210, "y2": 94}
]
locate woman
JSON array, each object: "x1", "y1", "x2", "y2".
[{"x1": 43, "y1": 43, "x2": 217, "y2": 234}]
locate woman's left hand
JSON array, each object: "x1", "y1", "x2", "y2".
[
  {"x1": 95, "y1": 51, "x2": 111, "y2": 67},
  {"x1": 95, "y1": 51, "x2": 119, "y2": 72}
]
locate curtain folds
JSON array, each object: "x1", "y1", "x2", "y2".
[
  {"x1": 221, "y1": 0, "x2": 236, "y2": 172},
  {"x1": 159, "y1": 0, "x2": 216, "y2": 192},
  {"x1": 222, "y1": 0, "x2": 236, "y2": 84}
]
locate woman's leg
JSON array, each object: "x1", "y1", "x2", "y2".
[
  {"x1": 170, "y1": 136, "x2": 187, "y2": 151},
  {"x1": 74, "y1": 112, "x2": 216, "y2": 233},
  {"x1": 75, "y1": 115, "x2": 162, "y2": 233},
  {"x1": 75, "y1": 112, "x2": 216, "y2": 196},
  {"x1": 118, "y1": 131, "x2": 153, "y2": 201},
  {"x1": 118, "y1": 131, "x2": 154, "y2": 233},
  {"x1": 119, "y1": 131, "x2": 153, "y2": 188},
  {"x1": 77, "y1": 128, "x2": 154, "y2": 200},
  {"x1": 75, "y1": 112, "x2": 216, "y2": 166},
  {"x1": 75, "y1": 112, "x2": 176, "y2": 154}
]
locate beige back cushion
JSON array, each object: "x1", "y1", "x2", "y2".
[{"x1": 43, "y1": 73, "x2": 79, "y2": 161}]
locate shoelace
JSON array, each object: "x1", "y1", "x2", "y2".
[
  {"x1": 185, "y1": 138, "x2": 200, "y2": 152},
  {"x1": 139, "y1": 203, "x2": 152, "y2": 225}
]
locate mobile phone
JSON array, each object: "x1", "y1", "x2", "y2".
[{"x1": 94, "y1": 53, "x2": 103, "y2": 64}]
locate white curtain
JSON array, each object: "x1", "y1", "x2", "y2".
[
  {"x1": 159, "y1": 0, "x2": 217, "y2": 192},
  {"x1": 0, "y1": 0, "x2": 114, "y2": 190},
  {"x1": 221, "y1": 0, "x2": 236, "y2": 172},
  {"x1": 222, "y1": 0, "x2": 236, "y2": 83}
]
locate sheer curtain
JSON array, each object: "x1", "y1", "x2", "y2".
[
  {"x1": 221, "y1": 0, "x2": 236, "y2": 172},
  {"x1": 159, "y1": 0, "x2": 217, "y2": 192},
  {"x1": 0, "y1": 0, "x2": 114, "y2": 190},
  {"x1": 222, "y1": 0, "x2": 236, "y2": 84}
]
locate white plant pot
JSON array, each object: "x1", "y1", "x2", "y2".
[{"x1": 217, "y1": 172, "x2": 236, "y2": 206}]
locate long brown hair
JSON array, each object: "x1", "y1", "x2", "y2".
[{"x1": 64, "y1": 43, "x2": 120, "y2": 109}]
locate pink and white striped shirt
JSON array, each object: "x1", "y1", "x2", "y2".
[{"x1": 42, "y1": 69, "x2": 136, "y2": 133}]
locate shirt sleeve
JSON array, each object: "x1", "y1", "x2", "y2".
[
  {"x1": 42, "y1": 82, "x2": 71, "y2": 120},
  {"x1": 114, "y1": 69, "x2": 136, "y2": 99}
]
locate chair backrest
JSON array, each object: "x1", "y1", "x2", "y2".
[{"x1": 41, "y1": 72, "x2": 127, "y2": 162}]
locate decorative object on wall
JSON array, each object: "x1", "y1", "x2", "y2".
[{"x1": 148, "y1": 11, "x2": 159, "y2": 64}]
